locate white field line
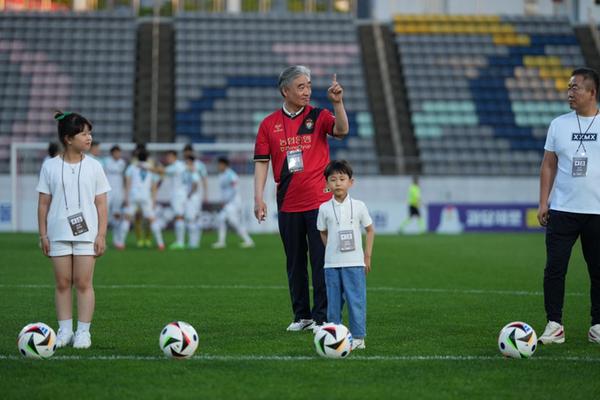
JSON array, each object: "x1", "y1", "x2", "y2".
[
  {"x1": 1, "y1": 354, "x2": 599, "y2": 363},
  {"x1": 0, "y1": 283, "x2": 585, "y2": 297}
]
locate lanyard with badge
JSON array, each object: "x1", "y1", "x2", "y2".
[
  {"x1": 282, "y1": 109, "x2": 305, "y2": 173},
  {"x1": 573, "y1": 110, "x2": 598, "y2": 177},
  {"x1": 62, "y1": 155, "x2": 89, "y2": 236},
  {"x1": 331, "y1": 197, "x2": 355, "y2": 252}
]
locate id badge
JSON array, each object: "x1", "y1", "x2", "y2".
[
  {"x1": 287, "y1": 149, "x2": 304, "y2": 173},
  {"x1": 68, "y1": 212, "x2": 89, "y2": 236},
  {"x1": 572, "y1": 156, "x2": 588, "y2": 177},
  {"x1": 338, "y1": 230, "x2": 356, "y2": 252}
]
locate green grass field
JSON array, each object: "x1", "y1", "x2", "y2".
[{"x1": 1, "y1": 232, "x2": 599, "y2": 399}]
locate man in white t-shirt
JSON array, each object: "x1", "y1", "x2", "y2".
[
  {"x1": 317, "y1": 160, "x2": 375, "y2": 349},
  {"x1": 538, "y1": 67, "x2": 600, "y2": 345},
  {"x1": 102, "y1": 145, "x2": 126, "y2": 246}
]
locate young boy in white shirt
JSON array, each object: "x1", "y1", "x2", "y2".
[{"x1": 316, "y1": 160, "x2": 375, "y2": 350}]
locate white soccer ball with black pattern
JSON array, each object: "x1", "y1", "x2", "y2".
[
  {"x1": 159, "y1": 321, "x2": 199, "y2": 359},
  {"x1": 498, "y1": 321, "x2": 537, "y2": 358},
  {"x1": 314, "y1": 323, "x2": 353, "y2": 359},
  {"x1": 17, "y1": 322, "x2": 57, "y2": 359}
]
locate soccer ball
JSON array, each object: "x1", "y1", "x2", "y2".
[
  {"x1": 17, "y1": 322, "x2": 57, "y2": 359},
  {"x1": 159, "y1": 321, "x2": 199, "y2": 359},
  {"x1": 314, "y1": 323, "x2": 353, "y2": 359},
  {"x1": 498, "y1": 321, "x2": 537, "y2": 358}
]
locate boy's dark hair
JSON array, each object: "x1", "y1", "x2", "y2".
[
  {"x1": 54, "y1": 111, "x2": 92, "y2": 146},
  {"x1": 324, "y1": 160, "x2": 353, "y2": 179},
  {"x1": 166, "y1": 150, "x2": 177, "y2": 157},
  {"x1": 572, "y1": 67, "x2": 600, "y2": 97},
  {"x1": 183, "y1": 143, "x2": 194, "y2": 152},
  {"x1": 185, "y1": 154, "x2": 195, "y2": 162},
  {"x1": 137, "y1": 150, "x2": 148, "y2": 162},
  {"x1": 217, "y1": 156, "x2": 229, "y2": 165},
  {"x1": 110, "y1": 145, "x2": 121, "y2": 153},
  {"x1": 91, "y1": 140, "x2": 100, "y2": 147}
]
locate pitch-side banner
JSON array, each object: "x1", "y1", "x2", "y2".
[{"x1": 427, "y1": 204, "x2": 543, "y2": 233}]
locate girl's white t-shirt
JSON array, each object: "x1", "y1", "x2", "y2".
[
  {"x1": 545, "y1": 111, "x2": 600, "y2": 214},
  {"x1": 36, "y1": 155, "x2": 111, "y2": 242},
  {"x1": 317, "y1": 196, "x2": 373, "y2": 268}
]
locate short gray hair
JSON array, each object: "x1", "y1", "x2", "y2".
[{"x1": 278, "y1": 65, "x2": 311, "y2": 96}]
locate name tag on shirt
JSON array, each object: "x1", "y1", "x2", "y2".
[
  {"x1": 338, "y1": 230, "x2": 356, "y2": 252},
  {"x1": 68, "y1": 212, "x2": 89, "y2": 236},
  {"x1": 287, "y1": 149, "x2": 304, "y2": 173},
  {"x1": 572, "y1": 156, "x2": 588, "y2": 177}
]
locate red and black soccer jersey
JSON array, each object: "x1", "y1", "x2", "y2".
[{"x1": 254, "y1": 105, "x2": 336, "y2": 212}]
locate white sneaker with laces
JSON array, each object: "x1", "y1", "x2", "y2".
[
  {"x1": 212, "y1": 242, "x2": 226, "y2": 249},
  {"x1": 589, "y1": 324, "x2": 600, "y2": 344},
  {"x1": 352, "y1": 338, "x2": 366, "y2": 350},
  {"x1": 286, "y1": 319, "x2": 315, "y2": 332},
  {"x1": 73, "y1": 331, "x2": 91, "y2": 349},
  {"x1": 55, "y1": 329, "x2": 73, "y2": 348},
  {"x1": 539, "y1": 321, "x2": 565, "y2": 344}
]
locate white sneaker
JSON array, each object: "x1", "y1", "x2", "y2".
[
  {"x1": 212, "y1": 242, "x2": 226, "y2": 249},
  {"x1": 589, "y1": 324, "x2": 600, "y2": 344},
  {"x1": 352, "y1": 338, "x2": 366, "y2": 350},
  {"x1": 539, "y1": 321, "x2": 565, "y2": 344},
  {"x1": 240, "y1": 241, "x2": 255, "y2": 248},
  {"x1": 286, "y1": 319, "x2": 315, "y2": 332},
  {"x1": 55, "y1": 329, "x2": 73, "y2": 348},
  {"x1": 312, "y1": 323, "x2": 324, "y2": 333},
  {"x1": 73, "y1": 331, "x2": 91, "y2": 349}
]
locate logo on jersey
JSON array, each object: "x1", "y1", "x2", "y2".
[
  {"x1": 572, "y1": 133, "x2": 598, "y2": 141},
  {"x1": 304, "y1": 118, "x2": 314, "y2": 130},
  {"x1": 274, "y1": 123, "x2": 283, "y2": 133}
]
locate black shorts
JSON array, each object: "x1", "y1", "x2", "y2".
[{"x1": 409, "y1": 205, "x2": 420, "y2": 217}]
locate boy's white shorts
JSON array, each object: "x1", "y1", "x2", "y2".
[{"x1": 49, "y1": 241, "x2": 95, "y2": 257}]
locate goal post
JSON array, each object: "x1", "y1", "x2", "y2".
[{"x1": 9, "y1": 141, "x2": 278, "y2": 233}]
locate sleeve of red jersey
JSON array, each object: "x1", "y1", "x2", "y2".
[
  {"x1": 254, "y1": 120, "x2": 271, "y2": 161},
  {"x1": 321, "y1": 108, "x2": 337, "y2": 137}
]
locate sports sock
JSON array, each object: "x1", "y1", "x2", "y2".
[
  {"x1": 175, "y1": 219, "x2": 185, "y2": 245},
  {"x1": 119, "y1": 219, "x2": 131, "y2": 245},
  {"x1": 151, "y1": 220, "x2": 164, "y2": 247},
  {"x1": 188, "y1": 221, "x2": 200, "y2": 247},
  {"x1": 58, "y1": 319, "x2": 73, "y2": 333},
  {"x1": 76, "y1": 321, "x2": 91, "y2": 333}
]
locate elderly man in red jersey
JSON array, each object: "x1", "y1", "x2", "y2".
[{"x1": 253, "y1": 65, "x2": 349, "y2": 332}]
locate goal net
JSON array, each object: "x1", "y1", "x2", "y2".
[{"x1": 7, "y1": 142, "x2": 278, "y2": 234}]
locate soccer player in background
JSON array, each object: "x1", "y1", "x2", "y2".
[
  {"x1": 162, "y1": 150, "x2": 189, "y2": 250},
  {"x1": 538, "y1": 67, "x2": 600, "y2": 344},
  {"x1": 37, "y1": 111, "x2": 110, "y2": 349},
  {"x1": 88, "y1": 140, "x2": 101, "y2": 161},
  {"x1": 182, "y1": 154, "x2": 203, "y2": 249},
  {"x1": 115, "y1": 150, "x2": 164, "y2": 250},
  {"x1": 399, "y1": 175, "x2": 425, "y2": 233},
  {"x1": 212, "y1": 157, "x2": 254, "y2": 249},
  {"x1": 317, "y1": 160, "x2": 375, "y2": 350},
  {"x1": 253, "y1": 66, "x2": 349, "y2": 332},
  {"x1": 103, "y1": 145, "x2": 126, "y2": 248},
  {"x1": 183, "y1": 144, "x2": 209, "y2": 205}
]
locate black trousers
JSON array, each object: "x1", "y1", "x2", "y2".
[
  {"x1": 544, "y1": 210, "x2": 600, "y2": 325},
  {"x1": 278, "y1": 209, "x2": 327, "y2": 324}
]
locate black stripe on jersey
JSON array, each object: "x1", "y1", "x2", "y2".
[
  {"x1": 277, "y1": 155, "x2": 293, "y2": 210},
  {"x1": 254, "y1": 154, "x2": 270, "y2": 161},
  {"x1": 297, "y1": 108, "x2": 323, "y2": 135}
]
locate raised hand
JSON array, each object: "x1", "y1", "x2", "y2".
[{"x1": 327, "y1": 73, "x2": 343, "y2": 104}]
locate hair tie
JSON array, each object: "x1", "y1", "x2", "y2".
[{"x1": 55, "y1": 112, "x2": 72, "y2": 121}]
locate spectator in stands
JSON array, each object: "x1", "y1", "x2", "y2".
[
  {"x1": 399, "y1": 175, "x2": 425, "y2": 233},
  {"x1": 253, "y1": 65, "x2": 349, "y2": 332},
  {"x1": 538, "y1": 67, "x2": 600, "y2": 345},
  {"x1": 37, "y1": 111, "x2": 110, "y2": 349}
]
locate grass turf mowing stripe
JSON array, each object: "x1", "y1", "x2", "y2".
[
  {"x1": 0, "y1": 283, "x2": 586, "y2": 297},
  {"x1": 2, "y1": 354, "x2": 600, "y2": 362}
]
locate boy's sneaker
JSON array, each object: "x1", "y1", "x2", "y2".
[
  {"x1": 73, "y1": 331, "x2": 91, "y2": 349},
  {"x1": 169, "y1": 242, "x2": 185, "y2": 250},
  {"x1": 212, "y1": 242, "x2": 226, "y2": 249},
  {"x1": 352, "y1": 338, "x2": 366, "y2": 350},
  {"x1": 136, "y1": 240, "x2": 144, "y2": 248},
  {"x1": 588, "y1": 324, "x2": 600, "y2": 343},
  {"x1": 240, "y1": 241, "x2": 255, "y2": 248},
  {"x1": 312, "y1": 323, "x2": 324, "y2": 333},
  {"x1": 539, "y1": 321, "x2": 565, "y2": 344},
  {"x1": 286, "y1": 319, "x2": 315, "y2": 332},
  {"x1": 55, "y1": 329, "x2": 73, "y2": 348}
]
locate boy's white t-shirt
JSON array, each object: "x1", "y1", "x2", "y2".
[
  {"x1": 544, "y1": 111, "x2": 600, "y2": 214},
  {"x1": 36, "y1": 155, "x2": 111, "y2": 242},
  {"x1": 125, "y1": 163, "x2": 159, "y2": 202},
  {"x1": 219, "y1": 167, "x2": 240, "y2": 204},
  {"x1": 165, "y1": 160, "x2": 188, "y2": 198},
  {"x1": 317, "y1": 196, "x2": 373, "y2": 268},
  {"x1": 103, "y1": 156, "x2": 126, "y2": 198}
]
